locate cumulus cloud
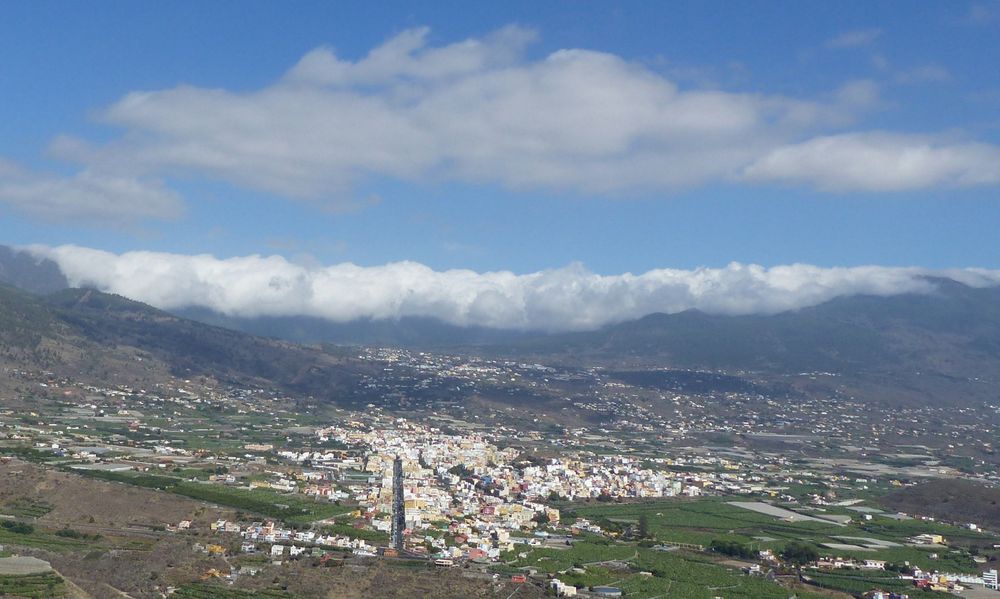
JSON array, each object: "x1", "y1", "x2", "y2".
[
  {"x1": 826, "y1": 28, "x2": 883, "y2": 48},
  {"x1": 0, "y1": 159, "x2": 183, "y2": 223},
  {"x1": 742, "y1": 132, "x2": 1000, "y2": 191},
  {"x1": 24, "y1": 244, "x2": 1000, "y2": 332},
  {"x1": 25, "y1": 25, "x2": 999, "y2": 208},
  {"x1": 51, "y1": 26, "x2": 866, "y2": 200}
]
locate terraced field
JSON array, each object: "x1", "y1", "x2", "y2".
[
  {"x1": 1, "y1": 498, "x2": 54, "y2": 519},
  {"x1": 172, "y1": 582, "x2": 295, "y2": 598},
  {"x1": 0, "y1": 572, "x2": 65, "y2": 598},
  {"x1": 0, "y1": 526, "x2": 88, "y2": 552}
]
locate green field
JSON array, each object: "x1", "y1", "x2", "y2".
[
  {"x1": 0, "y1": 526, "x2": 88, "y2": 552},
  {"x1": 0, "y1": 572, "x2": 65, "y2": 598},
  {"x1": 172, "y1": 582, "x2": 294, "y2": 598},
  {"x1": 569, "y1": 498, "x2": 841, "y2": 545},
  {"x1": 504, "y1": 540, "x2": 636, "y2": 571},
  {"x1": 322, "y1": 522, "x2": 389, "y2": 543},
  {"x1": 504, "y1": 540, "x2": 832, "y2": 599},
  {"x1": 0, "y1": 499, "x2": 54, "y2": 519},
  {"x1": 567, "y1": 498, "x2": 989, "y2": 573},
  {"x1": 546, "y1": 497, "x2": 997, "y2": 598},
  {"x1": 804, "y1": 570, "x2": 949, "y2": 598},
  {"x1": 71, "y1": 469, "x2": 341, "y2": 524}
]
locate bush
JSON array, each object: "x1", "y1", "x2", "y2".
[
  {"x1": 1, "y1": 521, "x2": 35, "y2": 535},
  {"x1": 55, "y1": 528, "x2": 101, "y2": 540},
  {"x1": 780, "y1": 541, "x2": 819, "y2": 566},
  {"x1": 710, "y1": 539, "x2": 757, "y2": 559}
]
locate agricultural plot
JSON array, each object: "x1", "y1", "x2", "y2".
[
  {"x1": 0, "y1": 526, "x2": 88, "y2": 552},
  {"x1": 571, "y1": 498, "x2": 843, "y2": 546},
  {"x1": 0, "y1": 572, "x2": 65, "y2": 598},
  {"x1": 172, "y1": 582, "x2": 294, "y2": 598},
  {"x1": 0, "y1": 556, "x2": 52, "y2": 575},
  {"x1": 74, "y1": 469, "x2": 341, "y2": 524},
  {"x1": 727, "y1": 501, "x2": 837, "y2": 525},
  {"x1": 504, "y1": 541, "x2": 637, "y2": 571},
  {"x1": 0, "y1": 498, "x2": 54, "y2": 519},
  {"x1": 803, "y1": 571, "x2": 949, "y2": 598},
  {"x1": 322, "y1": 522, "x2": 389, "y2": 543},
  {"x1": 572, "y1": 499, "x2": 992, "y2": 567},
  {"x1": 562, "y1": 498, "x2": 995, "y2": 597},
  {"x1": 506, "y1": 539, "x2": 832, "y2": 599}
]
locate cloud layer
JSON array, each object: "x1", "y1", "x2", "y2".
[
  {"x1": 53, "y1": 25, "x2": 843, "y2": 199},
  {"x1": 27, "y1": 244, "x2": 1000, "y2": 332},
  {"x1": 45, "y1": 25, "x2": 1000, "y2": 211}
]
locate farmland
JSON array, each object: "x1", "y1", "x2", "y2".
[
  {"x1": 172, "y1": 582, "x2": 294, "y2": 599},
  {"x1": 548, "y1": 498, "x2": 996, "y2": 597},
  {"x1": 0, "y1": 525, "x2": 89, "y2": 553},
  {"x1": 72, "y1": 469, "x2": 343, "y2": 524},
  {"x1": 0, "y1": 572, "x2": 65, "y2": 598},
  {"x1": 504, "y1": 540, "x2": 834, "y2": 599}
]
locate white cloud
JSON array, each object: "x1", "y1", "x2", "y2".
[
  {"x1": 284, "y1": 25, "x2": 539, "y2": 86},
  {"x1": 51, "y1": 26, "x2": 863, "y2": 201},
  {"x1": 742, "y1": 132, "x2": 1000, "y2": 191},
  {"x1": 0, "y1": 159, "x2": 183, "y2": 223},
  {"x1": 826, "y1": 28, "x2": 883, "y2": 48},
  {"x1": 895, "y1": 64, "x2": 951, "y2": 84},
  {"x1": 29, "y1": 26, "x2": 999, "y2": 206},
  {"x1": 25, "y1": 244, "x2": 1000, "y2": 332}
]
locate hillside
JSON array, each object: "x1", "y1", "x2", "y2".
[
  {"x1": 0, "y1": 283, "x2": 370, "y2": 401},
  {"x1": 0, "y1": 246, "x2": 68, "y2": 294},
  {"x1": 510, "y1": 279, "x2": 1000, "y2": 372},
  {"x1": 477, "y1": 279, "x2": 1000, "y2": 405},
  {"x1": 175, "y1": 307, "x2": 535, "y2": 347},
  {"x1": 881, "y1": 479, "x2": 1000, "y2": 531},
  {"x1": 3, "y1": 244, "x2": 1000, "y2": 408}
]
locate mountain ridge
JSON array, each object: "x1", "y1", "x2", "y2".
[
  {"x1": 2, "y1": 245, "x2": 999, "y2": 408},
  {"x1": 0, "y1": 281, "x2": 371, "y2": 403}
]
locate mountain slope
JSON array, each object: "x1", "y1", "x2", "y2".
[
  {"x1": 507, "y1": 279, "x2": 1000, "y2": 373},
  {"x1": 0, "y1": 284, "x2": 369, "y2": 400},
  {"x1": 0, "y1": 246, "x2": 69, "y2": 294},
  {"x1": 174, "y1": 307, "x2": 536, "y2": 347},
  {"x1": 881, "y1": 479, "x2": 1000, "y2": 530},
  {"x1": 2, "y1": 244, "x2": 999, "y2": 408}
]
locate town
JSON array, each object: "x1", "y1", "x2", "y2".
[{"x1": 3, "y1": 351, "x2": 1000, "y2": 598}]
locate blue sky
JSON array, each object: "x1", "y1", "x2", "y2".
[
  {"x1": 2, "y1": 2, "x2": 1000, "y2": 329},
  {"x1": 2, "y1": 1, "x2": 999, "y2": 272}
]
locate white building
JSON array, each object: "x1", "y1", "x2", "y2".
[{"x1": 984, "y1": 569, "x2": 998, "y2": 590}]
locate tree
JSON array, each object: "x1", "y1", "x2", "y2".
[
  {"x1": 780, "y1": 541, "x2": 818, "y2": 566},
  {"x1": 710, "y1": 539, "x2": 756, "y2": 559},
  {"x1": 638, "y1": 513, "x2": 651, "y2": 540},
  {"x1": 448, "y1": 464, "x2": 473, "y2": 478}
]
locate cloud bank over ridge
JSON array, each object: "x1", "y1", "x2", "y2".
[{"x1": 26, "y1": 245, "x2": 1000, "y2": 332}]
